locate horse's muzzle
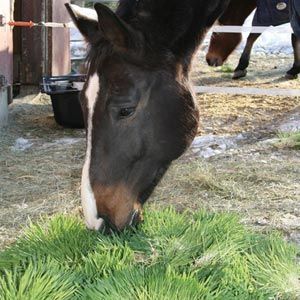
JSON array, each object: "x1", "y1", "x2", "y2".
[
  {"x1": 100, "y1": 209, "x2": 142, "y2": 234},
  {"x1": 206, "y1": 56, "x2": 224, "y2": 67},
  {"x1": 129, "y1": 209, "x2": 141, "y2": 227}
]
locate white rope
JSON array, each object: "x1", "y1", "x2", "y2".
[
  {"x1": 193, "y1": 86, "x2": 300, "y2": 97},
  {"x1": 3, "y1": 21, "x2": 293, "y2": 34},
  {"x1": 37, "y1": 22, "x2": 75, "y2": 28},
  {"x1": 210, "y1": 25, "x2": 293, "y2": 34},
  {"x1": 34, "y1": 24, "x2": 294, "y2": 34}
]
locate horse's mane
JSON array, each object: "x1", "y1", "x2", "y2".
[
  {"x1": 116, "y1": 0, "x2": 195, "y2": 51},
  {"x1": 88, "y1": 0, "x2": 230, "y2": 72},
  {"x1": 116, "y1": 0, "x2": 137, "y2": 21}
]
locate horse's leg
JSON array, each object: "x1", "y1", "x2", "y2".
[
  {"x1": 232, "y1": 33, "x2": 261, "y2": 79},
  {"x1": 286, "y1": 34, "x2": 300, "y2": 79}
]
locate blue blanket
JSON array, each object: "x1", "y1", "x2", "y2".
[
  {"x1": 290, "y1": 0, "x2": 300, "y2": 37},
  {"x1": 252, "y1": 0, "x2": 290, "y2": 26}
]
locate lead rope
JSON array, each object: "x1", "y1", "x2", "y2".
[
  {"x1": 6, "y1": 20, "x2": 75, "y2": 28},
  {"x1": 0, "y1": 1, "x2": 141, "y2": 28},
  {"x1": 0, "y1": 13, "x2": 75, "y2": 28}
]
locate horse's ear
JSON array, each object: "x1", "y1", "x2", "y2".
[
  {"x1": 65, "y1": 3, "x2": 99, "y2": 43},
  {"x1": 94, "y1": 3, "x2": 133, "y2": 50}
]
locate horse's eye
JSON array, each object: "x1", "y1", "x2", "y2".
[{"x1": 119, "y1": 107, "x2": 135, "y2": 118}]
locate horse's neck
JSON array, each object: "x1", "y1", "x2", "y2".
[
  {"x1": 218, "y1": 0, "x2": 256, "y2": 25},
  {"x1": 173, "y1": 0, "x2": 234, "y2": 67},
  {"x1": 117, "y1": 0, "x2": 231, "y2": 72}
]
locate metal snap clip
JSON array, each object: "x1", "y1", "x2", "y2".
[{"x1": 276, "y1": 2, "x2": 287, "y2": 10}]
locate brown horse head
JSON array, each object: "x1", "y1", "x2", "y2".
[
  {"x1": 66, "y1": 3, "x2": 200, "y2": 231},
  {"x1": 206, "y1": 0, "x2": 256, "y2": 66},
  {"x1": 206, "y1": 32, "x2": 243, "y2": 66}
]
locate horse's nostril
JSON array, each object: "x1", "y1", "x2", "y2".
[
  {"x1": 129, "y1": 210, "x2": 140, "y2": 227},
  {"x1": 206, "y1": 57, "x2": 223, "y2": 67},
  {"x1": 98, "y1": 209, "x2": 141, "y2": 234},
  {"x1": 102, "y1": 222, "x2": 115, "y2": 234},
  {"x1": 97, "y1": 215, "x2": 119, "y2": 234},
  {"x1": 206, "y1": 57, "x2": 213, "y2": 66}
]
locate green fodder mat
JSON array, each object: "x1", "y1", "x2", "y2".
[{"x1": 0, "y1": 208, "x2": 299, "y2": 299}]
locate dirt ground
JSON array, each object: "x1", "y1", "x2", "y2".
[{"x1": 0, "y1": 52, "x2": 299, "y2": 248}]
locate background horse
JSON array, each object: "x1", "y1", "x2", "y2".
[
  {"x1": 66, "y1": 0, "x2": 230, "y2": 232},
  {"x1": 206, "y1": 0, "x2": 300, "y2": 79}
]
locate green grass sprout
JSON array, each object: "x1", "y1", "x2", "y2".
[
  {"x1": 0, "y1": 209, "x2": 299, "y2": 299},
  {"x1": 276, "y1": 131, "x2": 300, "y2": 150}
]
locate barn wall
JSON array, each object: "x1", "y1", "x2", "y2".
[
  {"x1": 0, "y1": 0, "x2": 14, "y2": 127},
  {"x1": 0, "y1": 0, "x2": 14, "y2": 85},
  {"x1": 20, "y1": 0, "x2": 44, "y2": 84},
  {"x1": 20, "y1": 0, "x2": 71, "y2": 84},
  {"x1": 48, "y1": 0, "x2": 71, "y2": 76},
  {"x1": 13, "y1": 0, "x2": 21, "y2": 84}
]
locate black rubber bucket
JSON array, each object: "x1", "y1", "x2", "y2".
[{"x1": 41, "y1": 75, "x2": 86, "y2": 128}]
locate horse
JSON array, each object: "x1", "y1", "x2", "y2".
[
  {"x1": 206, "y1": 0, "x2": 300, "y2": 79},
  {"x1": 66, "y1": 0, "x2": 230, "y2": 232}
]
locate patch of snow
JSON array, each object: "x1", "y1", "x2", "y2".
[
  {"x1": 12, "y1": 138, "x2": 33, "y2": 151},
  {"x1": 11, "y1": 137, "x2": 85, "y2": 151},
  {"x1": 191, "y1": 134, "x2": 244, "y2": 158},
  {"x1": 280, "y1": 214, "x2": 300, "y2": 229},
  {"x1": 279, "y1": 115, "x2": 300, "y2": 133},
  {"x1": 259, "y1": 138, "x2": 278, "y2": 145},
  {"x1": 202, "y1": 11, "x2": 292, "y2": 55},
  {"x1": 54, "y1": 137, "x2": 84, "y2": 145},
  {"x1": 41, "y1": 137, "x2": 84, "y2": 149},
  {"x1": 243, "y1": 12, "x2": 292, "y2": 55}
]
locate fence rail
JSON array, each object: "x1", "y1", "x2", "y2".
[
  {"x1": 193, "y1": 86, "x2": 300, "y2": 97},
  {"x1": 4, "y1": 9, "x2": 295, "y2": 98}
]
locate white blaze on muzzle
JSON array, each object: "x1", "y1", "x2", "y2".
[{"x1": 81, "y1": 73, "x2": 104, "y2": 230}]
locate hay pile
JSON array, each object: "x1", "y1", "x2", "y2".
[
  {"x1": 1, "y1": 81, "x2": 299, "y2": 248},
  {"x1": 192, "y1": 52, "x2": 300, "y2": 136},
  {"x1": 0, "y1": 90, "x2": 85, "y2": 247},
  {"x1": 0, "y1": 208, "x2": 299, "y2": 299}
]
